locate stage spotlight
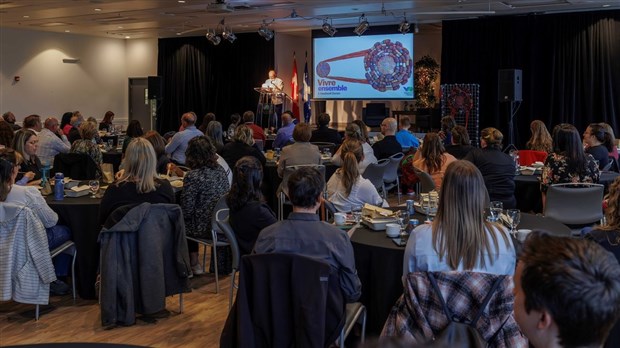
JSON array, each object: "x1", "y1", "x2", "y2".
[
  {"x1": 222, "y1": 26, "x2": 236, "y2": 43},
  {"x1": 322, "y1": 19, "x2": 337, "y2": 37},
  {"x1": 353, "y1": 14, "x2": 369, "y2": 36},
  {"x1": 206, "y1": 29, "x2": 221, "y2": 45},
  {"x1": 398, "y1": 19, "x2": 410, "y2": 34},
  {"x1": 414, "y1": 23, "x2": 419, "y2": 33},
  {"x1": 258, "y1": 23, "x2": 274, "y2": 41}
]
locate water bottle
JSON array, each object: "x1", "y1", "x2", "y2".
[
  {"x1": 54, "y1": 172, "x2": 64, "y2": 201},
  {"x1": 406, "y1": 199, "x2": 415, "y2": 217}
]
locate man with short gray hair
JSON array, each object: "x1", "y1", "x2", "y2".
[
  {"x1": 165, "y1": 112, "x2": 203, "y2": 165},
  {"x1": 37, "y1": 117, "x2": 71, "y2": 166},
  {"x1": 372, "y1": 117, "x2": 402, "y2": 160}
]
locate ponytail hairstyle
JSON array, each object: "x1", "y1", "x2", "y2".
[
  {"x1": 0, "y1": 148, "x2": 21, "y2": 202},
  {"x1": 338, "y1": 140, "x2": 364, "y2": 196},
  {"x1": 227, "y1": 156, "x2": 264, "y2": 212}
]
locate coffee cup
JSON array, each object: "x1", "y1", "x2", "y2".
[
  {"x1": 334, "y1": 213, "x2": 346, "y2": 226},
  {"x1": 386, "y1": 223, "x2": 400, "y2": 238},
  {"x1": 517, "y1": 229, "x2": 532, "y2": 242}
]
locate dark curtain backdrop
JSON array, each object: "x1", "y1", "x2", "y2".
[
  {"x1": 441, "y1": 10, "x2": 620, "y2": 148},
  {"x1": 157, "y1": 34, "x2": 274, "y2": 133}
]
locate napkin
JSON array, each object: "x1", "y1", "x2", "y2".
[{"x1": 362, "y1": 203, "x2": 397, "y2": 219}]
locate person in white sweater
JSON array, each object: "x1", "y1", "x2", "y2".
[{"x1": 331, "y1": 123, "x2": 378, "y2": 174}]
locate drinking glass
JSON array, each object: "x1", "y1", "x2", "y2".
[
  {"x1": 506, "y1": 209, "x2": 521, "y2": 235},
  {"x1": 420, "y1": 193, "x2": 431, "y2": 222},
  {"x1": 89, "y1": 180, "x2": 100, "y2": 198},
  {"x1": 489, "y1": 201, "x2": 503, "y2": 222},
  {"x1": 351, "y1": 204, "x2": 363, "y2": 224},
  {"x1": 117, "y1": 137, "x2": 125, "y2": 150},
  {"x1": 107, "y1": 139, "x2": 114, "y2": 150}
]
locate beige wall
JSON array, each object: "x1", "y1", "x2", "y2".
[
  {"x1": 274, "y1": 31, "x2": 312, "y2": 119},
  {"x1": 0, "y1": 27, "x2": 157, "y2": 125}
]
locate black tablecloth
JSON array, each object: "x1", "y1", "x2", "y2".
[
  {"x1": 102, "y1": 150, "x2": 122, "y2": 173},
  {"x1": 514, "y1": 171, "x2": 619, "y2": 213},
  {"x1": 518, "y1": 212, "x2": 572, "y2": 236},
  {"x1": 46, "y1": 195, "x2": 101, "y2": 299}
]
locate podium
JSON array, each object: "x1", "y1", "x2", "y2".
[{"x1": 254, "y1": 87, "x2": 292, "y2": 130}]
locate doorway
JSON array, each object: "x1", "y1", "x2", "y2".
[{"x1": 128, "y1": 78, "x2": 152, "y2": 131}]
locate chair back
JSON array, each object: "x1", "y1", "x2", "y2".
[
  {"x1": 413, "y1": 167, "x2": 436, "y2": 194},
  {"x1": 311, "y1": 142, "x2": 336, "y2": 155},
  {"x1": 544, "y1": 183, "x2": 604, "y2": 225},
  {"x1": 362, "y1": 159, "x2": 389, "y2": 192},
  {"x1": 383, "y1": 152, "x2": 404, "y2": 183},
  {"x1": 52, "y1": 153, "x2": 99, "y2": 180},
  {"x1": 281, "y1": 164, "x2": 327, "y2": 197},
  {"x1": 518, "y1": 150, "x2": 547, "y2": 166},
  {"x1": 254, "y1": 139, "x2": 264, "y2": 152}
]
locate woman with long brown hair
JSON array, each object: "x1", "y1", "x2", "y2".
[
  {"x1": 403, "y1": 160, "x2": 515, "y2": 275},
  {"x1": 526, "y1": 120, "x2": 553, "y2": 153},
  {"x1": 411, "y1": 132, "x2": 456, "y2": 191},
  {"x1": 327, "y1": 139, "x2": 384, "y2": 212}
]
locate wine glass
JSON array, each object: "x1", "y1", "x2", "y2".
[
  {"x1": 351, "y1": 204, "x2": 363, "y2": 225},
  {"x1": 89, "y1": 180, "x2": 100, "y2": 198},
  {"x1": 506, "y1": 209, "x2": 521, "y2": 235},
  {"x1": 420, "y1": 193, "x2": 432, "y2": 223},
  {"x1": 107, "y1": 139, "x2": 114, "y2": 150},
  {"x1": 489, "y1": 201, "x2": 503, "y2": 222}
]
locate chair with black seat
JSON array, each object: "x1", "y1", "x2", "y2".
[
  {"x1": 383, "y1": 152, "x2": 404, "y2": 204},
  {"x1": 52, "y1": 153, "x2": 99, "y2": 180},
  {"x1": 362, "y1": 159, "x2": 390, "y2": 199},
  {"x1": 544, "y1": 183, "x2": 604, "y2": 235},
  {"x1": 413, "y1": 167, "x2": 436, "y2": 195},
  {"x1": 185, "y1": 195, "x2": 230, "y2": 294},
  {"x1": 221, "y1": 253, "x2": 366, "y2": 347},
  {"x1": 278, "y1": 164, "x2": 326, "y2": 220},
  {"x1": 213, "y1": 210, "x2": 241, "y2": 311}
]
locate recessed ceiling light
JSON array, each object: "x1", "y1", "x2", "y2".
[
  {"x1": 176, "y1": 32, "x2": 181, "y2": 35},
  {"x1": 23, "y1": 15, "x2": 29, "y2": 18},
  {"x1": 94, "y1": 8, "x2": 102, "y2": 11},
  {"x1": 117, "y1": 26, "x2": 123, "y2": 28},
  {"x1": 125, "y1": 36, "x2": 130, "y2": 39},
  {"x1": 65, "y1": 30, "x2": 70, "y2": 32},
  {"x1": 602, "y1": 4, "x2": 610, "y2": 7},
  {"x1": 178, "y1": 0, "x2": 186, "y2": 3}
]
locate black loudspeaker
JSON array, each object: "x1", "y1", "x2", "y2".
[
  {"x1": 148, "y1": 76, "x2": 162, "y2": 100},
  {"x1": 498, "y1": 69, "x2": 522, "y2": 102}
]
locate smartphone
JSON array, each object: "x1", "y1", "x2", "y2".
[{"x1": 392, "y1": 237, "x2": 407, "y2": 247}]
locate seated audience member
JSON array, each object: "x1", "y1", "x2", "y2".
[
  {"x1": 37, "y1": 117, "x2": 71, "y2": 167},
  {"x1": 583, "y1": 123, "x2": 614, "y2": 170},
  {"x1": 327, "y1": 140, "x2": 384, "y2": 212},
  {"x1": 394, "y1": 117, "x2": 419, "y2": 150},
  {"x1": 143, "y1": 130, "x2": 171, "y2": 174},
  {"x1": 0, "y1": 121, "x2": 15, "y2": 148},
  {"x1": 23, "y1": 114, "x2": 43, "y2": 134},
  {"x1": 227, "y1": 156, "x2": 277, "y2": 256},
  {"x1": 226, "y1": 113, "x2": 241, "y2": 140},
  {"x1": 445, "y1": 125, "x2": 474, "y2": 159},
  {"x1": 60, "y1": 112, "x2": 73, "y2": 135},
  {"x1": 514, "y1": 232, "x2": 620, "y2": 348},
  {"x1": 403, "y1": 160, "x2": 515, "y2": 276},
  {"x1": 331, "y1": 123, "x2": 378, "y2": 174},
  {"x1": 66, "y1": 114, "x2": 83, "y2": 144},
  {"x1": 310, "y1": 112, "x2": 342, "y2": 145},
  {"x1": 526, "y1": 120, "x2": 553, "y2": 153},
  {"x1": 86, "y1": 117, "x2": 103, "y2": 144},
  {"x1": 352, "y1": 119, "x2": 372, "y2": 144},
  {"x1": 277, "y1": 122, "x2": 321, "y2": 178},
  {"x1": 220, "y1": 125, "x2": 266, "y2": 169},
  {"x1": 600, "y1": 122, "x2": 618, "y2": 161},
  {"x1": 198, "y1": 112, "x2": 216, "y2": 134},
  {"x1": 272, "y1": 111, "x2": 296, "y2": 149},
  {"x1": 408, "y1": 132, "x2": 456, "y2": 191},
  {"x1": 165, "y1": 112, "x2": 202, "y2": 165},
  {"x1": 70, "y1": 121, "x2": 103, "y2": 171},
  {"x1": 1, "y1": 148, "x2": 72, "y2": 295},
  {"x1": 242, "y1": 110, "x2": 265, "y2": 143},
  {"x1": 181, "y1": 136, "x2": 230, "y2": 275},
  {"x1": 122, "y1": 120, "x2": 144, "y2": 154},
  {"x1": 2, "y1": 111, "x2": 21, "y2": 131},
  {"x1": 438, "y1": 116, "x2": 456, "y2": 146},
  {"x1": 98, "y1": 138, "x2": 175, "y2": 225},
  {"x1": 205, "y1": 121, "x2": 224, "y2": 153},
  {"x1": 373, "y1": 117, "x2": 402, "y2": 160},
  {"x1": 541, "y1": 124, "x2": 600, "y2": 207},
  {"x1": 253, "y1": 166, "x2": 362, "y2": 303},
  {"x1": 12, "y1": 129, "x2": 42, "y2": 185},
  {"x1": 464, "y1": 127, "x2": 517, "y2": 208},
  {"x1": 99, "y1": 111, "x2": 114, "y2": 131}
]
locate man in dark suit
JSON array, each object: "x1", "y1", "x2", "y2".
[
  {"x1": 372, "y1": 117, "x2": 402, "y2": 160},
  {"x1": 310, "y1": 112, "x2": 342, "y2": 145}
]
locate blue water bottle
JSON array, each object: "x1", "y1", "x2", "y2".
[{"x1": 54, "y1": 172, "x2": 65, "y2": 201}]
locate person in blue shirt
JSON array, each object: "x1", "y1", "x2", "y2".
[
  {"x1": 395, "y1": 117, "x2": 419, "y2": 149},
  {"x1": 272, "y1": 111, "x2": 295, "y2": 149},
  {"x1": 165, "y1": 112, "x2": 204, "y2": 165}
]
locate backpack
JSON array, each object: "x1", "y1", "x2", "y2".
[{"x1": 426, "y1": 273, "x2": 505, "y2": 348}]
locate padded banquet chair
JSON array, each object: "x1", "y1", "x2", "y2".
[
  {"x1": 362, "y1": 159, "x2": 390, "y2": 199},
  {"x1": 277, "y1": 164, "x2": 326, "y2": 220},
  {"x1": 518, "y1": 150, "x2": 547, "y2": 166},
  {"x1": 383, "y1": 152, "x2": 404, "y2": 204},
  {"x1": 221, "y1": 253, "x2": 366, "y2": 348},
  {"x1": 544, "y1": 183, "x2": 604, "y2": 235},
  {"x1": 413, "y1": 167, "x2": 436, "y2": 195},
  {"x1": 52, "y1": 153, "x2": 99, "y2": 180},
  {"x1": 213, "y1": 210, "x2": 241, "y2": 311},
  {"x1": 185, "y1": 195, "x2": 230, "y2": 294}
]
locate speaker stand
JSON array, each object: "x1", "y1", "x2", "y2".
[{"x1": 504, "y1": 100, "x2": 521, "y2": 152}]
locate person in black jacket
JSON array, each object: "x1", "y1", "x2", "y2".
[
  {"x1": 445, "y1": 125, "x2": 474, "y2": 159},
  {"x1": 220, "y1": 125, "x2": 266, "y2": 169},
  {"x1": 310, "y1": 112, "x2": 342, "y2": 145},
  {"x1": 372, "y1": 117, "x2": 402, "y2": 160}
]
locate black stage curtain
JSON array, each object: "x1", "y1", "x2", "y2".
[
  {"x1": 441, "y1": 10, "x2": 620, "y2": 148},
  {"x1": 157, "y1": 34, "x2": 274, "y2": 133}
]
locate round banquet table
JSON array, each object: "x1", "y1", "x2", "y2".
[
  {"x1": 102, "y1": 150, "x2": 122, "y2": 173},
  {"x1": 349, "y1": 210, "x2": 571, "y2": 335},
  {"x1": 514, "y1": 171, "x2": 619, "y2": 213},
  {"x1": 45, "y1": 194, "x2": 102, "y2": 299}
]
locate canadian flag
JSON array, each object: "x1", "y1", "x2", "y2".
[{"x1": 291, "y1": 52, "x2": 300, "y2": 121}]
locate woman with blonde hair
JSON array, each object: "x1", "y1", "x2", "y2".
[
  {"x1": 331, "y1": 123, "x2": 378, "y2": 174},
  {"x1": 98, "y1": 138, "x2": 174, "y2": 225},
  {"x1": 70, "y1": 121, "x2": 103, "y2": 169},
  {"x1": 12, "y1": 129, "x2": 42, "y2": 185},
  {"x1": 220, "y1": 124, "x2": 266, "y2": 169},
  {"x1": 526, "y1": 120, "x2": 553, "y2": 153},
  {"x1": 327, "y1": 139, "x2": 384, "y2": 212},
  {"x1": 403, "y1": 160, "x2": 515, "y2": 275},
  {"x1": 410, "y1": 132, "x2": 457, "y2": 191}
]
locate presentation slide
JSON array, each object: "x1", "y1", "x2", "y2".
[{"x1": 313, "y1": 33, "x2": 414, "y2": 100}]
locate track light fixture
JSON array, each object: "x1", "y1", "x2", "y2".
[
  {"x1": 222, "y1": 26, "x2": 236, "y2": 43},
  {"x1": 398, "y1": 18, "x2": 410, "y2": 34},
  {"x1": 258, "y1": 22, "x2": 274, "y2": 41},
  {"x1": 206, "y1": 29, "x2": 221, "y2": 45},
  {"x1": 414, "y1": 23, "x2": 419, "y2": 33},
  {"x1": 353, "y1": 14, "x2": 369, "y2": 36},
  {"x1": 322, "y1": 19, "x2": 337, "y2": 37}
]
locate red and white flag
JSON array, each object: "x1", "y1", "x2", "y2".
[{"x1": 291, "y1": 52, "x2": 300, "y2": 121}]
